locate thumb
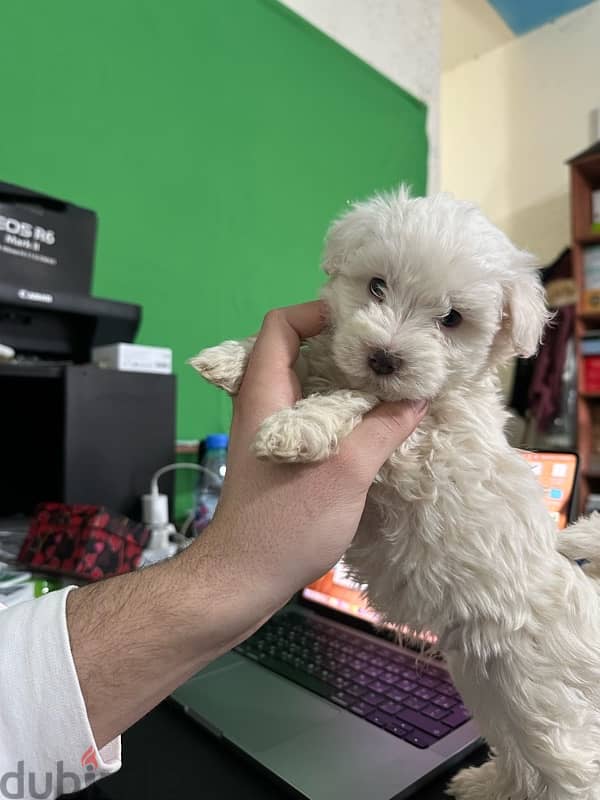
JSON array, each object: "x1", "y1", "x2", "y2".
[{"x1": 343, "y1": 399, "x2": 428, "y2": 476}]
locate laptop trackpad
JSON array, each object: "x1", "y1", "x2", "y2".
[{"x1": 176, "y1": 658, "x2": 340, "y2": 752}]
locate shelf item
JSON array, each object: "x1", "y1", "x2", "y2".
[
  {"x1": 593, "y1": 189, "x2": 600, "y2": 229},
  {"x1": 569, "y1": 141, "x2": 600, "y2": 511},
  {"x1": 583, "y1": 355, "x2": 600, "y2": 393},
  {"x1": 581, "y1": 339, "x2": 600, "y2": 355},
  {"x1": 582, "y1": 245, "x2": 600, "y2": 313}
]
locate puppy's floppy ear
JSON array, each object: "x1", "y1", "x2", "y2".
[{"x1": 491, "y1": 253, "x2": 551, "y2": 363}]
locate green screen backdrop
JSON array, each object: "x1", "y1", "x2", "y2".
[{"x1": 0, "y1": 0, "x2": 427, "y2": 440}]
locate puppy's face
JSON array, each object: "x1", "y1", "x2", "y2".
[{"x1": 321, "y1": 189, "x2": 548, "y2": 402}]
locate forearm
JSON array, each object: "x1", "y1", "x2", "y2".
[{"x1": 66, "y1": 526, "x2": 277, "y2": 750}]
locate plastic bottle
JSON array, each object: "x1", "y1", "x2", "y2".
[{"x1": 193, "y1": 433, "x2": 228, "y2": 534}]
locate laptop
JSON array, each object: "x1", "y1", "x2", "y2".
[{"x1": 172, "y1": 449, "x2": 579, "y2": 800}]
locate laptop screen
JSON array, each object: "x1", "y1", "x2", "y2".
[{"x1": 302, "y1": 450, "x2": 579, "y2": 627}]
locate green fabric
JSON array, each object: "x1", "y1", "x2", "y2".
[{"x1": 0, "y1": 0, "x2": 427, "y2": 438}]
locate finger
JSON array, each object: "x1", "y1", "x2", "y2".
[
  {"x1": 342, "y1": 400, "x2": 428, "y2": 476},
  {"x1": 247, "y1": 301, "x2": 327, "y2": 377},
  {"x1": 238, "y1": 301, "x2": 327, "y2": 416}
]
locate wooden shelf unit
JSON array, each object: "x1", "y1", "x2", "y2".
[
  {"x1": 577, "y1": 233, "x2": 600, "y2": 247},
  {"x1": 570, "y1": 142, "x2": 600, "y2": 510}
]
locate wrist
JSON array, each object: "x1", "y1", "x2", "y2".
[{"x1": 180, "y1": 520, "x2": 285, "y2": 655}]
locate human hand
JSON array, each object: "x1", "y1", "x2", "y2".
[
  {"x1": 198, "y1": 301, "x2": 427, "y2": 618},
  {"x1": 66, "y1": 300, "x2": 426, "y2": 750}
]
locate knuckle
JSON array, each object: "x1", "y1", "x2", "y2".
[
  {"x1": 374, "y1": 415, "x2": 398, "y2": 438},
  {"x1": 377, "y1": 414, "x2": 406, "y2": 437},
  {"x1": 262, "y1": 308, "x2": 284, "y2": 328}
]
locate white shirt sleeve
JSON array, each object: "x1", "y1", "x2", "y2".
[{"x1": 0, "y1": 586, "x2": 121, "y2": 799}]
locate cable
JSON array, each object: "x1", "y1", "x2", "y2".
[
  {"x1": 150, "y1": 462, "x2": 221, "y2": 497},
  {"x1": 143, "y1": 462, "x2": 224, "y2": 546},
  {"x1": 177, "y1": 509, "x2": 197, "y2": 540}
]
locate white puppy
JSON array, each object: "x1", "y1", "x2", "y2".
[{"x1": 191, "y1": 187, "x2": 600, "y2": 800}]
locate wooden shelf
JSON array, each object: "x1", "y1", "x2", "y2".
[
  {"x1": 574, "y1": 156, "x2": 600, "y2": 183},
  {"x1": 577, "y1": 233, "x2": 600, "y2": 246},
  {"x1": 577, "y1": 311, "x2": 600, "y2": 323},
  {"x1": 176, "y1": 440, "x2": 200, "y2": 455},
  {"x1": 571, "y1": 146, "x2": 600, "y2": 512}
]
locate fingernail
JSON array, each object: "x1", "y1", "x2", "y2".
[{"x1": 411, "y1": 399, "x2": 428, "y2": 414}]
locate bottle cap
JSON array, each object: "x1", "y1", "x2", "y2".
[{"x1": 205, "y1": 433, "x2": 229, "y2": 450}]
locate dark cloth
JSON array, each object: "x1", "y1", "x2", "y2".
[
  {"x1": 528, "y1": 304, "x2": 575, "y2": 431},
  {"x1": 508, "y1": 249, "x2": 573, "y2": 428}
]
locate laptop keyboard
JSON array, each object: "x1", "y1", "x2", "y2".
[{"x1": 235, "y1": 611, "x2": 471, "y2": 749}]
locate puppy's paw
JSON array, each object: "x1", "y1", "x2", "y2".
[
  {"x1": 447, "y1": 761, "x2": 505, "y2": 800},
  {"x1": 252, "y1": 408, "x2": 337, "y2": 463},
  {"x1": 188, "y1": 340, "x2": 250, "y2": 394}
]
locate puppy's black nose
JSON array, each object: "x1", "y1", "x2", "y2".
[{"x1": 368, "y1": 349, "x2": 399, "y2": 375}]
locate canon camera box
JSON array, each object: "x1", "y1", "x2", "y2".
[{"x1": 0, "y1": 181, "x2": 97, "y2": 296}]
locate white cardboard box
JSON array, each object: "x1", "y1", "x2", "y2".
[{"x1": 92, "y1": 343, "x2": 172, "y2": 374}]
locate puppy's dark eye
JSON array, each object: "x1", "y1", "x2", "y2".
[
  {"x1": 440, "y1": 309, "x2": 463, "y2": 328},
  {"x1": 369, "y1": 277, "x2": 387, "y2": 301}
]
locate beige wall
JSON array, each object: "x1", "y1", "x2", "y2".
[
  {"x1": 441, "y1": 0, "x2": 600, "y2": 265},
  {"x1": 442, "y1": 0, "x2": 511, "y2": 71}
]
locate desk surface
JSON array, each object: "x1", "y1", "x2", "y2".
[{"x1": 84, "y1": 701, "x2": 488, "y2": 800}]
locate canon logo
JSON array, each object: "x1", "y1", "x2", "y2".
[
  {"x1": 0, "y1": 215, "x2": 55, "y2": 245},
  {"x1": 17, "y1": 288, "x2": 54, "y2": 304}
]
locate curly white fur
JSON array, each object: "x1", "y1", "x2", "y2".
[{"x1": 191, "y1": 187, "x2": 600, "y2": 800}]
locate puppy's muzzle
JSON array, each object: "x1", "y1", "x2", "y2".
[{"x1": 367, "y1": 349, "x2": 401, "y2": 376}]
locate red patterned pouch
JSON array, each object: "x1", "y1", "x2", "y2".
[{"x1": 18, "y1": 502, "x2": 151, "y2": 581}]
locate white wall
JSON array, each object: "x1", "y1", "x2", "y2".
[
  {"x1": 279, "y1": 0, "x2": 441, "y2": 191},
  {"x1": 441, "y1": 0, "x2": 600, "y2": 264}
]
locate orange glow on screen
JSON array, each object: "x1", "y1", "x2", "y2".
[{"x1": 518, "y1": 451, "x2": 577, "y2": 531}]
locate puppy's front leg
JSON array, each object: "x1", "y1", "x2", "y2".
[
  {"x1": 253, "y1": 390, "x2": 378, "y2": 463},
  {"x1": 189, "y1": 337, "x2": 256, "y2": 395},
  {"x1": 448, "y1": 759, "x2": 508, "y2": 800}
]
